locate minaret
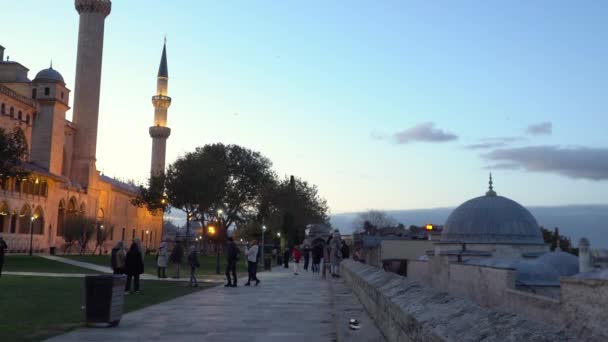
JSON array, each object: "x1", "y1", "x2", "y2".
[
  {"x1": 71, "y1": 0, "x2": 111, "y2": 188},
  {"x1": 149, "y1": 40, "x2": 171, "y2": 175}
]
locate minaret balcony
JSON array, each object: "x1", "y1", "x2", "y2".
[
  {"x1": 149, "y1": 126, "x2": 171, "y2": 139},
  {"x1": 152, "y1": 95, "x2": 172, "y2": 109}
]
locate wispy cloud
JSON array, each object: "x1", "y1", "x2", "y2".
[
  {"x1": 465, "y1": 137, "x2": 525, "y2": 150},
  {"x1": 393, "y1": 122, "x2": 458, "y2": 144},
  {"x1": 526, "y1": 122, "x2": 552, "y2": 136},
  {"x1": 482, "y1": 145, "x2": 608, "y2": 180}
]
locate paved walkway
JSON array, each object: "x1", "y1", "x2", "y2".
[{"x1": 47, "y1": 266, "x2": 339, "y2": 342}]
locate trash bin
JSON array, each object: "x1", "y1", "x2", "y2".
[
  {"x1": 49, "y1": 247, "x2": 56, "y2": 255},
  {"x1": 85, "y1": 275, "x2": 126, "y2": 327},
  {"x1": 264, "y1": 257, "x2": 272, "y2": 271}
]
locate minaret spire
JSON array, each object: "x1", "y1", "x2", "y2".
[
  {"x1": 486, "y1": 173, "x2": 497, "y2": 196},
  {"x1": 149, "y1": 39, "x2": 172, "y2": 176}
]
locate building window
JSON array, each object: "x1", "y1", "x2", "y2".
[
  {"x1": 44, "y1": 87, "x2": 50, "y2": 96},
  {"x1": 122, "y1": 227, "x2": 126, "y2": 241},
  {"x1": 1, "y1": 103, "x2": 4, "y2": 114},
  {"x1": 32, "y1": 88, "x2": 37, "y2": 99},
  {"x1": 26, "y1": 114, "x2": 30, "y2": 125},
  {"x1": 141, "y1": 230, "x2": 144, "y2": 242},
  {"x1": 61, "y1": 92, "x2": 64, "y2": 99},
  {"x1": 18, "y1": 111, "x2": 22, "y2": 120},
  {"x1": 132, "y1": 228, "x2": 135, "y2": 240},
  {"x1": 110, "y1": 226, "x2": 114, "y2": 241},
  {"x1": 10, "y1": 107, "x2": 14, "y2": 117}
]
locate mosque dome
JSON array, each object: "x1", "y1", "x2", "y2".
[
  {"x1": 34, "y1": 65, "x2": 65, "y2": 84},
  {"x1": 441, "y1": 175, "x2": 543, "y2": 245},
  {"x1": 535, "y1": 251, "x2": 579, "y2": 276}
]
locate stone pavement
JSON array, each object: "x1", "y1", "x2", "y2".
[{"x1": 47, "y1": 266, "x2": 344, "y2": 342}]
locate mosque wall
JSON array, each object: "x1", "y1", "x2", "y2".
[
  {"x1": 560, "y1": 277, "x2": 608, "y2": 341},
  {"x1": 448, "y1": 263, "x2": 516, "y2": 308}
]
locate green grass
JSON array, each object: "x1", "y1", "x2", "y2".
[
  {"x1": 64, "y1": 254, "x2": 250, "y2": 277},
  {"x1": 3, "y1": 256, "x2": 102, "y2": 274},
  {"x1": 0, "y1": 275, "x2": 213, "y2": 342}
]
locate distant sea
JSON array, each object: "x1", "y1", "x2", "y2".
[{"x1": 331, "y1": 205, "x2": 608, "y2": 249}]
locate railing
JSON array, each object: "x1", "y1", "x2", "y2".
[{"x1": 0, "y1": 84, "x2": 36, "y2": 108}]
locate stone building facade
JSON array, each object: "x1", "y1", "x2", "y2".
[{"x1": 0, "y1": 0, "x2": 164, "y2": 253}]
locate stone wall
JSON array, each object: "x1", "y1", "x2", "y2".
[
  {"x1": 448, "y1": 263, "x2": 515, "y2": 308},
  {"x1": 560, "y1": 277, "x2": 608, "y2": 341},
  {"x1": 341, "y1": 260, "x2": 567, "y2": 342}
]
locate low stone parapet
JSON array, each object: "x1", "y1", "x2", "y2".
[{"x1": 340, "y1": 260, "x2": 567, "y2": 342}]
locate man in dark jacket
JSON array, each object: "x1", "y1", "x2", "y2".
[
  {"x1": 341, "y1": 242, "x2": 350, "y2": 259},
  {"x1": 125, "y1": 242, "x2": 144, "y2": 294},
  {"x1": 0, "y1": 236, "x2": 7, "y2": 278},
  {"x1": 225, "y1": 237, "x2": 239, "y2": 287},
  {"x1": 303, "y1": 245, "x2": 311, "y2": 271}
]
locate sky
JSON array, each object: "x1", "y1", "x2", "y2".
[{"x1": 3, "y1": 1, "x2": 608, "y2": 215}]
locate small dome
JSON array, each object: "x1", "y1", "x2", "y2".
[
  {"x1": 441, "y1": 178, "x2": 543, "y2": 245},
  {"x1": 34, "y1": 66, "x2": 65, "y2": 84},
  {"x1": 535, "y1": 251, "x2": 579, "y2": 276}
]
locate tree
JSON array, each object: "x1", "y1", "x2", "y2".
[
  {"x1": 259, "y1": 175, "x2": 330, "y2": 247},
  {"x1": 540, "y1": 226, "x2": 577, "y2": 255},
  {"x1": 61, "y1": 216, "x2": 96, "y2": 254},
  {"x1": 352, "y1": 210, "x2": 397, "y2": 233},
  {"x1": 131, "y1": 174, "x2": 167, "y2": 215},
  {"x1": 0, "y1": 127, "x2": 29, "y2": 178}
]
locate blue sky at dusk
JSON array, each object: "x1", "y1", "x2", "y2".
[{"x1": 3, "y1": 1, "x2": 608, "y2": 214}]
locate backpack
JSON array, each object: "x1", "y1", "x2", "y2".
[{"x1": 111, "y1": 249, "x2": 118, "y2": 269}]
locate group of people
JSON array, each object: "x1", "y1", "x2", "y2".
[
  {"x1": 110, "y1": 239, "x2": 145, "y2": 294},
  {"x1": 278, "y1": 229, "x2": 350, "y2": 278},
  {"x1": 224, "y1": 237, "x2": 260, "y2": 287}
]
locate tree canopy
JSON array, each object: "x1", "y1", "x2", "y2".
[{"x1": 0, "y1": 127, "x2": 29, "y2": 178}]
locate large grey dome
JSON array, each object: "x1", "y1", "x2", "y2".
[
  {"x1": 34, "y1": 66, "x2": 65, "y2": 84},
  {"x1": 441, "y1": 184, "x2": 543, "y2": 244}
]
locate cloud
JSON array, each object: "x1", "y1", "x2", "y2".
[
  {"x1": 526, "y1": 122, "x2": 552, "y2": 136},
  {"x1": 465, "y1": 137, "x2": 526, "y2": 150},
  {"x1": 393, "y1": 122, "x2": 458, "y2": 144},
  {"x1": 482, "y1": 146, "x2": 608, "y2": 180}
]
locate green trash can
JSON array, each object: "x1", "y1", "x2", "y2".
[{"x1": 85, "y1": 275, "x2": 126, "y2": 327}]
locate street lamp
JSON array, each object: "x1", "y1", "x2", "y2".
[
  {"x1": 145, "y1": 230, "x2": 150, "y2": 250},
  {"x1": 261, "y1": 225, "x2": 267, "y2": 267},
  {"x1": 28, "y1": 215, "x2": 36, "y2": 256},
  {"x1": 98, "y1": 224, "x2": 105, "y2": 255}
]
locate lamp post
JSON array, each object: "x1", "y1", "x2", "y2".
[
  {"x1": 160, "y1": 197, "x2": 167, "y2": 247},
  {"x1": 262, "y1": 224, "x2": 266, "y2": 266},
  {"x1": 98, "y1": 224, "x2": 105, "y2": 255},
  {"x1": 28, "y1": 215, "x2": 36, "y2": 256}
]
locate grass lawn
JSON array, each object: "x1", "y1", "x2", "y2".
[
  {"x1": 3, "y1": 256, "x2": 102, "y2": 274},
  {"x1": 0, "y1": 275, "x2": 212, "y2": 342},
  {"x1": 65, "y1": 254, "x2": 250, "y2": 277}
]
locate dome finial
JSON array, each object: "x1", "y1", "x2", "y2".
[
  {"x1": 486, "y1": 172, "x2": 497, "y2": 196},
  {"x1": 50, "y1": 60, "x2": 53, "y2": 69}
]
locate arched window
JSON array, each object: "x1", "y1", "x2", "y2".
[
  {"x1": 26, "y1": 114, "x2": 30, "y2": 124},
  {"x1": 10, "y1": 210, "x2": 17, "y2": 233},
  {"x1": 79, "y1": 203, "x2": 86, "y2": 216},
  {"x1": 10, "y1": 107, "x2": 14, "y2": 117},
  {"x1": 18, "y1": 111, "x2": 22, "y2": 120},
  {"x1": 44, "y1": 87, "x2": 50, "y2": 96},
  {"x1": 33, "y1": 206, "x2": 44, "y2": 235},
  {"x1": 57, "y1": 200, "x2": 66, "y2": 236},
  {"x1": 0, "y1": 202, "x2": 9, "y2": 233},
  {"x1": 18, "y1": 204, "x2": 32, "y2": 234},
  {"x1": 67, "y1": 197, "x2": 77, "y2": 219},
  {"x1": 1, "y1": 103, "x2": 5, "y2": 114},
  {"x1": 32, "y1": 88, "x2": 37, "y2": 99}
]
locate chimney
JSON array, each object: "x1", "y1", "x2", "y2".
[{"x1": 0, "y1": 46, "x2": 5, "y2": 61}]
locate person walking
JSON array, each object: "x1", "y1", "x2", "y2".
[
  {"x1": 0, "y1": 236, "x2": 8, "y2": 278},
  {"x1": 225, "y1": 237, "x2": 239, "y2": 287},
  {"x1": 245, "y1": 240, "x2": 260, "y2": 286},
  {"x1": 341, "y1": 242, "x2": 350, "y2": 259},
  {"x1": 312, "y1": 242, "x2": 323, "y2": 273},
  {"x1": 292, "y1": 245, "x2": 302, "y2": 275},
  {"x1": 110, "y1": 241, "x2": 126, "y2": 275},
  {"x1": 303, "y1": 245, "x2": 311, "y2": 272},
  {"x1": 329, "y1": 230, "x2": 343, "y2": 278},
  {"x1": 169, "y1": 241, "x2": 184, "y2": 278},
  {"x1": 125, "y1": 242, "x2": 144, "y2": 294},
  {"x1": 188, "y1": 245, "x2": 200, "y2": 287},
  {"x1": 156, "y1": 241, "x2": 168, "y2": 278},
  {"x1": 283, "y1": 247, "x2": 290, "y2": 269}
]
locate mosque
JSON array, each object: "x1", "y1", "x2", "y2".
[{"x1": 0, "y1": 0, "x2": 169, "y2": 253}]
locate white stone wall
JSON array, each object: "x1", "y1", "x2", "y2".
[{"x1": 560, "y1": 277, "x2": 608, "y2": 340}]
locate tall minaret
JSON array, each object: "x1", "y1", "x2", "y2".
[
  {"x1": 71, "y1": 0, "x2": 111, "y2": 188},
  {"x1": 149, "y1": 40, "x2": 171, "y2": 175}
]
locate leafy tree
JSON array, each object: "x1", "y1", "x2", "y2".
[
  {"x1": 131, "y1": 174, "x2": 167, "y2": 215},
  {"x1": 0, "y1": 127, "x2": 29, "y2": 178},
  {"x1": 61, "y1": 216, "x2": 96, "y2": 254},
  {"x1": 259, "y1": 175, "x2": 329, "y2": 247},
  {"x1": 540, "y1": 226, "x2": 577, "y2": 255}
]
